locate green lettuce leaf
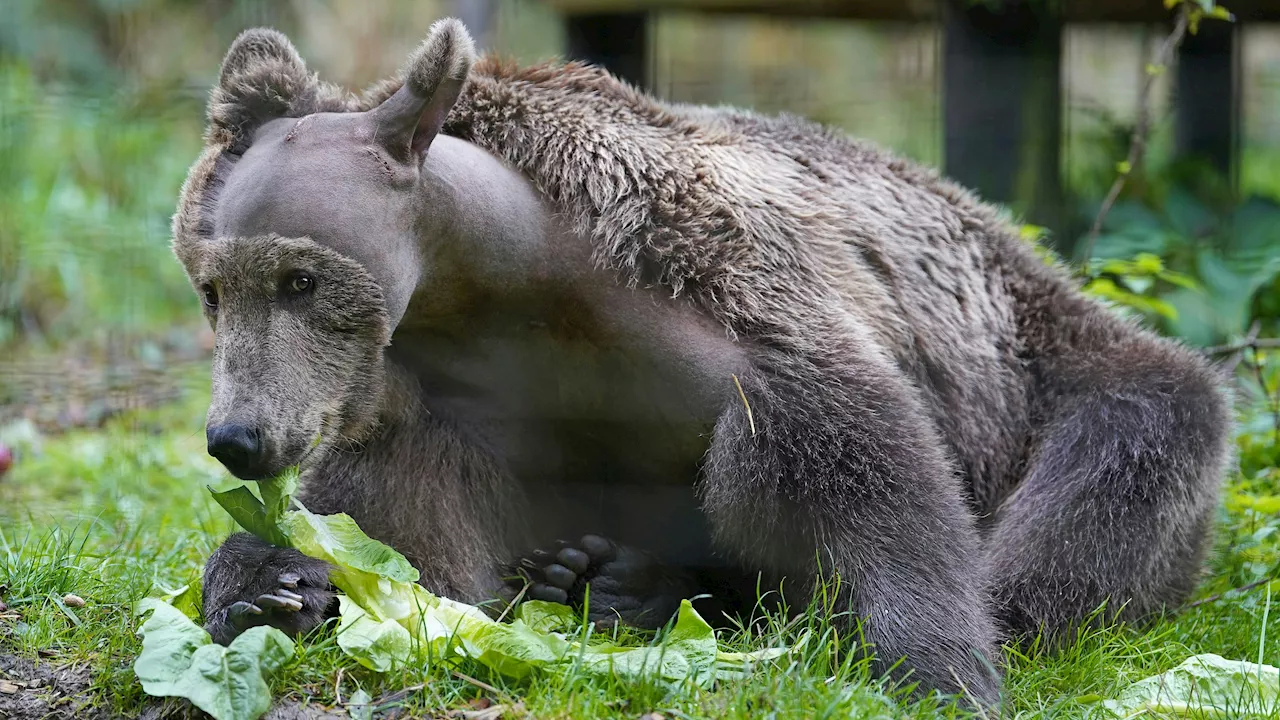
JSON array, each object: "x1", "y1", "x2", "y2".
[
  {"x1": 573, "y1": 600, "x2": 718, "y2": 688},
  {"x1": 513, "y1": 600, "x2": 579, "y2": 633},
  {"x1": 1099, "y1": 653, "x2": 1280, "y2": 718},
  {"x1": 281, "y1": 510, "x2": 419, "y2": 583},
  {"x1": 156, "y1": 578, "x2": 203, "y2": 622},
  {"x1": 208, "y1": 484, "x2": 289, "y2": 548},
  {"x1": 134, "y1": 599, "x2": 295, "y2": 720},
  {"x1": 259, "y1": 467, "x2": 298, "y2": 527},
  {"x1": 331, "y1": 579, "x2": 756, "y2": 690}
]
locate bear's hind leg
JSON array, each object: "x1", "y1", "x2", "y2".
[{"x1": 986, "y1": 341, "x2": 1231, "y2": 643}]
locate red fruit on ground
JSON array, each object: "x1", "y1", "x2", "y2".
[{"x1": 0, "y1": 443, "x2": 12, "y2": 476}]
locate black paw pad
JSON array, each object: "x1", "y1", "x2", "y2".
[{"x1": 504, "y1": 535, "x2": 688, "y2": 630}]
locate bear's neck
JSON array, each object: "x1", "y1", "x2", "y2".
[{"x1": 410, "y1": 135, "x2": 562, "y2": 294}]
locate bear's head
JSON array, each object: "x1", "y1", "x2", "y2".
[{"x1": 172, "y1": 19, "x2": 475, "y2": 480}]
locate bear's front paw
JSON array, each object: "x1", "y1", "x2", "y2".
[
  {"x1": 506, "y1": 534, "x2": 691, "y2": 630},
  {"x1": 202, "y1": 532, "x2": 336, "y2": 645}
]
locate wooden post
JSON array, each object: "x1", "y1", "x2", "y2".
[
  {"x1": 942, "y1": 0, "x2": 1064, "y2": 241},
  {"x1": 1175, "y1": 18, "x2": 1239, "y2": 184},
  {"x1": 564, "y1": 12, "x2": 650, "y2": 89}
]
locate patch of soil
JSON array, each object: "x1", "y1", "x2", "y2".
[
  {"x1": 1, "y1": 653, "x2": 356, "y2": 720},
  {"x1": 0, "y1": 652, "x2": 109, "y2": 720},
  {"x1": 262, "y1": 702, "x2": 349, "y2": 719},
  {"x1": 137, "y1": 698, "x2": 349, "y2": 719}
]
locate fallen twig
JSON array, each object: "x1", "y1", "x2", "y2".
[
  {"x1": 450, "y1": 669, "x2": 503, "y2": 697},
  {"x1": 370, "y1": 683, "x2": 425, "y2": 710}
]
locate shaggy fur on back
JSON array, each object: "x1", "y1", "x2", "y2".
[{"x1": 347, "y1": 59, "x2": 1143, "y2": 512}]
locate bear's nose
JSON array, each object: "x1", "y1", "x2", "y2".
[{"x1": 207, "y1": 424, "x2": 269, "y2": 479}]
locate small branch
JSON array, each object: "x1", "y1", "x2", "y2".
[
  {"x1": 1207, "y1": 337, "x2": 1280, "y2": 358},
  {"x1": 1079, "y1": 4, "x2": 1190, "y2": 265},
  {"x1": 1184, "y1": 571, "x2": 1279, "y2": 610},
  {"x1": 1209, "y1": 320, "x2": 1262, "y2": 377},
  {"x1": 1249, "y1": 340, "x2": 1280, "y2": 436}
]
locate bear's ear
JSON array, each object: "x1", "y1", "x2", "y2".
[
  {"x1": 207, "y1": 28, "x2": 318, "y2": 149},
  {"x1": 366, "y1": 18, "x2": 475, "y2": 162}
]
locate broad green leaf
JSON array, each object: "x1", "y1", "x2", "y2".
[
  {"x1": 1165, "y1": 188, "x2": 1216, "y2": 240},
  {"x1": 281, "y1": 510, "x2": 419, "y2": 583},
  {"x1": 208, "y1": 484, "x2": 289, "y2": 548},
  {"x1": 574, "y1": 600, "x2": 719, "y2": 689},
  {"x1": 134, "y1": 599, "x2": 210, "y2": 688},
  {"x1": 1099, "y1": 654, "x2": 1280, "y2": 718},
  {"x1": 347, "y1": 689, "x2": 374, "y2": 720},
  {"x1": 157, "y1": 579, "x2": 203, "y2": 622},
  {"x1": 1196, "y1": 250, "x2": 1265, "y2": 336},
  {"x1": 134, "y1": 599, "x2": 295, "y2": 720},
  {"x1": 259, "y1": 467, "x2": 298, "y2": 527},
  {"x1": 515, "y1": 600, "x2": 580, "y2": 633},
  {"x1": 1165, "y1": 288, "x2": 1220, "y2": 347},
  {"x1": 335, "y1": 595, "x2": 416, "y2": 673}
]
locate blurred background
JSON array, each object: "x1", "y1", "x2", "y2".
[{"x1": 0, "y1": 0, "x2": 1277, "y2": 433}]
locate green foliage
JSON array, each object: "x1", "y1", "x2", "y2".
[
  {"x1": 208, "y1": 468, "x2": 300, "y2": 549},
  {"x1": 1081, "y1": 253, "x2": 1200, "y2": 322},
  {"x1": 1082, "y1": 190, "x2": 1280, "y2": 345},
  {"x1": 134, "y1": 599, "x2": 296, "y2": 720},
  {"x1": 1167, "y1": 0, "x2": 1236, "y2": 34},
  {"x1": 0, "y1": 61, "x2": 202, "y2": 349}
]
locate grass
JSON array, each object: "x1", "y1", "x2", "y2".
[{"x1": 1, "y1": 375, "x2": 1278, "y2": 719}]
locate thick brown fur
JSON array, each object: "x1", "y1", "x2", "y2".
[{"x1": 176, "y1": 20, "x2": 1234, "y2": 708}]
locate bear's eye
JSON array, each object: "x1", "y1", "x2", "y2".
[
  {"x1": 284, "y1": 273, "x2": 314, "y2": 297},
  {"x1": 201, "y1": 284, "x2": 219, "y2": 311}
]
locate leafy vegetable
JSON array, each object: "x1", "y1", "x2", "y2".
[
  {"x1": 346, "y1": 688, "x2": 374, "y2": 720},
  {"x1": 134, "y1": 599, "x2": 295, "y2": 720},
  {"x1": 258, "y1": 466, "x2": 298, "y2": 529},
  {"x1": 137, "y1": 464, "x2": 792, "y2": 718},
  {"x1": 261, "y1": 476, "x2": 790, "y2": 688},
  {"x1": 207, "y1": 452, "x2": 303, "y2": 548},
  {"x1": 282, "y1": 509, "x2": 419, "y2": 583},
  {"x1": 1098, "y1": 653, "x2": 1280, "y2": 718},
  {"x1": 334, "y1": 589, "x2": 773, "y2": 690},
  {"x1": 207, "y1": 483, "x2": 289, "y2": 547},
  {"x1": 156, "y1": 579, "x2": 203, "y2": 622}
]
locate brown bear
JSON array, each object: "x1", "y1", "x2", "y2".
[{"x1": 174, "y1": 19, "x2": 1233, "y2": 707}]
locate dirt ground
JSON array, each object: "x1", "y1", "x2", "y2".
[
  {"x1": 0, "y1": 653, "x2": 352, "y2": 720},
  {"x1": 0, "y1": 652, "x2": 109, "y2": 719}
]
